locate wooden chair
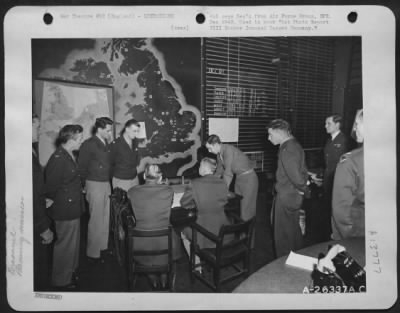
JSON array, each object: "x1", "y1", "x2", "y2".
[
  {"x1": 189, "y1": 213, "x2": 255, "y2": 292},
  {"x1": 109, "y1": 187, "x2": 135, "y2": 267},
  {"x1": 127, "y1": 223, "x2": 175, "y2": 292}
]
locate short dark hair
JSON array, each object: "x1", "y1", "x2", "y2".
[
  {"x1": 206, "y1": 134, "x2": 221, "y2": 145},
  {"x1": 267, "y1": 119, "x2": 292, "y2": 135},
  {"x1": 327, "y1": 114, "x2": 343, "y2": 128},
  {"x1": 94, "y1": 117, "x2": 113, "y2": 133},
  {"x1": 120, "y1": 118, "x2": 140, "y2": 136},
  {"x1": 32, "y1": 113, "x2": 39, "y2": 121},
  {"x1": 56, "y1": 124, "x2": 83, "y2": 147}
]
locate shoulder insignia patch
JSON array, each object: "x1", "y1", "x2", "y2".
[{"x1": 339, "y1": 152, "x2": 351, "y2": 162}]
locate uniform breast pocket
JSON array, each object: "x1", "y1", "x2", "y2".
[{"x1": 55, "y1": 190, "x2": 76, "y2": 207}]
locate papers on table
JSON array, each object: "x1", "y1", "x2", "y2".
[
  {"x1": 285, "y1": 251, "x2": 318, "y2": 272},
  {"x1": 172, "y1": 192, "x2": 184, "y2": 208}
]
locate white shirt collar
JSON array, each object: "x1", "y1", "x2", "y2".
[
  {"x1": 331, "y1": 130, "x2": 340, "y2": 140},
  {"x1": 96, "y1": 134, "x2": 106, "y2": 145}
]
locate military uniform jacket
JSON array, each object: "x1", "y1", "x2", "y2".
[
  {"x1": 180, "y1": 174, "x2": 232, "y2": 249},
  {"x1": 110, "y1": 136, "x2": 139, "y2": 180},
  {"x1": 45, "y1": 147, "x2": 85, "y2": 220},
  {"x1": 331, "y1": 146, "x2": 364, "y2": 239},
  {"x1": 127, "y1": 183, "x2": 181, "y2": 264},
  {"x1": 275, "y1": 138, "x2": 308, "y2": 195},
  {"x1": 324, "y1": 132, "x2": 349, "y2": 191},
  {"x1": 33, "y1": 151, "x2": 51, "y2": 235},
  {"x1": 215, "y1": 143, "x2": 253, "y2": 186},
  {"x1": 78, "y1": 135, "x2": 111, "y2": 184}
]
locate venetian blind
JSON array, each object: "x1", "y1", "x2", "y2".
[
  {"x1": 204, "y1": 37, "x2": 280, "y2": 172},
  {"x1": 203, "y1": 37, "x2": 335, "y2": 174}
]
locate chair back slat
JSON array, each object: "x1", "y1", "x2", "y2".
[
  {"x1": 220, "y1": 238, "x2": 248, "y2": 251},
  {"x1": 127, "y1": 225, "x2": 174, "y2": 291},
  {"x1": 131, "y1": 228, "x2": 170, "y2": 237},
  {"x1": 217, "y1": 219, "x2": 252, "y2": 240},
  {"x1": 133, "y1": 249, "x2": 170, "y2": 256}
]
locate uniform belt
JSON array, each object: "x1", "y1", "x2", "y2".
[{"x1": 238, "y1": 169, "x2": 254, "y2": 176}]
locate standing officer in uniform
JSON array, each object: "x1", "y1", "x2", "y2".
[
  {"x1": 78, "y1": 117, "x2": 113, "y2": 263},
  {"x1": 110, "y1": 118, "x2": 141, "y2": 191},
  {"x1": 267, "y1": 119, "x2": 309, "y2": 258},
  {"x1": 32, "y1": 114, "x2": 54, "y2": 290},
  {"x1": 331, "y1": 109, "x2": 364, "y2": 240},
  {"x1": 45, "y1": 124, "x2": 85, "y2": 290},
  {"x1": 321, "y1": 114, "x2": 349, "y2": 240}
]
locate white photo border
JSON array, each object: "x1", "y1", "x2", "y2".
[{"x1": 4, "y1": 5, "x2": 397, "y2": 310}]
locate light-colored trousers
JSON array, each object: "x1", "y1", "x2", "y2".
[
  {"x1": 235, "y1": 170, "x2": 258, "y2": 248},
  {"x1": 235, "y1": 170, "x2": 259, "y2": 221},
  {"x1": 112, "y1": 176, "x2": 139, "y2": 192},
  {"x1": 86, "y1": 180, "x2": 111, "y2": 258},
  {"x1": 52, "y1": 218, "x2": 80, "y2": 286}
]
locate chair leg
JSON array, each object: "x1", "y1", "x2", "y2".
[
  {"x1": 128, "y1": 263, "x2": 137, "y2": 291},
  {"x1": 131, "y1": 274, "x2": 138, "y2": 291},
  {"x1": 189, "y1": 246, "x2": 195, "y2": 282},
  {"x1": 169, "y1": 262, "x2": 176, "y2": 292},
  {"x1": 213, "y1": 267, "x2": 221, "y2": 292}
]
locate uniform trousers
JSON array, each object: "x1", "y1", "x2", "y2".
[
  {"x1": 86, "y1": 180, "x2": 111, "y2": 258},
  {"x1": 52, "y1": 218, "x2": 80, "y2": 286},
  {"x1": 112, "y1": 176, "x2": 139, "y2": 192},
  {"x1": 34, "y1": 232, "x2": 51, "y2": 290},
  {"x1": 235, "y1": 170, "x2": 258, "y2": 248},
  {"x1": 273, "y1": 191, "x2": 303, "y2": 258}
]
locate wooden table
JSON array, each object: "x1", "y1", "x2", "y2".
[
  {"x1": 169, "y1": 184, "x2": 242, "y2": 228},
  {"x1": 233, "y1": 238, "x2": 365, "y2": 293}
]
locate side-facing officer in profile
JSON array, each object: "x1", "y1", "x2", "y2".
[{"x1": 321, "y1": 114, "x2": 350, "y2": 240}]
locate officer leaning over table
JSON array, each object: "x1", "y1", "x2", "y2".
[
  {"x1": 205, "y1": 134, "x2": 259, "y2": 248},
  {"x1": 205, "y1": 135, "x2": 258, "y2": 221}
]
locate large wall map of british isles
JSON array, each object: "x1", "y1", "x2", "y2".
[{"x1": 35, "y1": 38, "x2": 202, "y2": 176}]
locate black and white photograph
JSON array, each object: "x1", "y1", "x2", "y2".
[{"x1": 3, "y1": 5, "x2": 397, "y2": 311}]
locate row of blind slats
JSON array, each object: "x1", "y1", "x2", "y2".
[{"x1": 204, "y1": 37, "x2": 334, "y2": 173}]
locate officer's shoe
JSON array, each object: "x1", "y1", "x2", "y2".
[
  {"x1": 87, "y1": 256, "x2": 105, "y2": 265},
  {"x1": 101, "y1": 249, "x2": 114, "y2": 257},
  {"x1": 52, "y1": 281, "x2": 78, "y2": 291}
]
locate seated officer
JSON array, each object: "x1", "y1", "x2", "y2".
[
  {"x1": 180, "y1": 157, "x2": 233, "y2": 270},
  {"x1": 127, "y1": 164, "x2": 182, "y2": 289}
]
